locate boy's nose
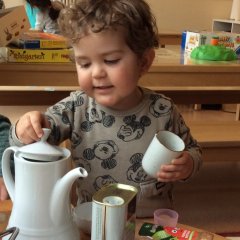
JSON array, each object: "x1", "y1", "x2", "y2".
[{"x1": 92, "y1": 65, "x2": 106, "y2": 78}]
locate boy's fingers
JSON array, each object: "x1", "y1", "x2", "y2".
[
  {"x1": 30, "y1": 112, "x2": 49, "y2": 139},
  {"x1": 32, "y1": 124, "x2": 44, "y2": 139}
]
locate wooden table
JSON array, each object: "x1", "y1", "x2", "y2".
[
  {"x1": 0, "y1": 46, "x2": 240, "y2": 106},
  {"x1": 0, "y1": 200, "x2": 226, "y2": 240}
]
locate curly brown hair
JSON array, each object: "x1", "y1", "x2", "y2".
[{"x1": 58, "y1": 0, "x2": 159, "y2": 56}]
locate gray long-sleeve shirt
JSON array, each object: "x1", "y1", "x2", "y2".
[{"x1": 10, "y1": 88, "x2": 202, "y2": 217}]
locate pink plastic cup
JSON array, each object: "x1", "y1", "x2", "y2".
[{"x1": 154, "y1": 208, "x2": 179, "y2": 227}]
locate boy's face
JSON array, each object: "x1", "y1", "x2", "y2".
[{"x1": 73, "y1": 28, "x2": 153, "y2": 110}]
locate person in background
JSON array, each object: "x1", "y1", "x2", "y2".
[
  {"x1": 0, "y1": 0, "x2": 5, "y2": 10},
  {"x1": 0, "y1": 115, "x2": 11, "y2": 201},
  {"x1": 8, "y1": 0, "x2": 202, "y2": 217},
  {"x1": 25, "y1": 0, "x2": 64, "y2": 34},
  {"x1": 26, "y1": 2, "x2": 38, "y2": 29}
]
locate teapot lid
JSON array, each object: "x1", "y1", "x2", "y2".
[{"x1": 19, "y1": 128, "x2": 63, "y2": 161}]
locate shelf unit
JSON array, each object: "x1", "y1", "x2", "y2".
[
  {"x1": 212, "y1": 19, "x2": 240, "y2": 33},
  {"x1": 211, "y1": 19, "x2": 240, "y2": 120}
]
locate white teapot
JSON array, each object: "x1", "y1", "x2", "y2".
[{"x1": 2, "y1": 128, "x2": 88, "y2": 240}]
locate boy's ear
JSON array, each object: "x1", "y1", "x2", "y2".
[{"x1": 140, "y1": 48, "x2": 155, "y2": 75}]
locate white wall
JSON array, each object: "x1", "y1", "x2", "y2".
[
  {"x1": 6, "y1": 0, "x2": 233, "y2": 32},
  {"x1": 5, "y1": 0, "x2": 24, "y2": 8},
  {"x1": 146, "y1": 0, "x2": 232, "y2": 32}
]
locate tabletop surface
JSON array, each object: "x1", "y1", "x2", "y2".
[
  {"x1": 153, "y1": 46, "x2": 240, "y2": 66},
  {"x1": 0, "y1": 200, "x2": 226, "y2": 240},
  {"x1": 1, "y1": 45, "x2": 240, "y2": 68}
]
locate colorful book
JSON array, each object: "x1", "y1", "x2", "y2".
[
  {"x1": 7, "y1": 47, "x2": 74, "y2": 63},
  {"x1": 14, "y1": 31, "x2": 71, "y2": 49}
]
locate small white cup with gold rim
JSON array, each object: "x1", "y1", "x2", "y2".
[{"x1": 142, "y1": 130, "x2": 185, "y2": 178}]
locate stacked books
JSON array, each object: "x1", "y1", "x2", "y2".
[{"x1": 7, "y1": 31, "x2": 73, "y2": 63}]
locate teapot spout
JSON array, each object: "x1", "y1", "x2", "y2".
[{"x1": 50, "y1": 167, "x2": 88, "y2": 226}]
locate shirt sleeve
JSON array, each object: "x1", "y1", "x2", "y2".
[
  {"x1": 168, "y1": 104, "x2": 202, "y2": 179},
  {"x1": 44, "y1": 93, "x2": 78, "y2": 145}
]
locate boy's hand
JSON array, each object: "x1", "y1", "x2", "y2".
[
  {"x1": 156, "y1": 151, "x2": 194, "y2": 182},
  {"x1": 0, "y1": 177, "x2": 8, "y2": 201},
  {"x1": 16, "y1": 111, "x2": 50, "y2": 144}
]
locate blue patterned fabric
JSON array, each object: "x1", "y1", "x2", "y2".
[
  {"x1": 26, "y1": 3, "x2": 38, "y2": 28},
  {"x1": 0, "y1": 114, "x2": 11, "y2": 176}
]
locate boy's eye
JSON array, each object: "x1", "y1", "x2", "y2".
[
  {"x1": 80, "y1": 63, "x2": 91, "y2": 68},
  {"x1": 75, "y1": 58, "x2": 91, "y2": 68},
  {"x1": 78, "y1": 62, "x2": 91, "y2": 68},
  {"x1": 104, "y1": 59, "x2": 120, "y2": 64}
]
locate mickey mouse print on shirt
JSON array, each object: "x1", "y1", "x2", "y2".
[
  {"x1": 117, "y1": 115, "x2": 151, "y2": 142},
  {"x1": 81, "y1": 103, "x2": 115, "y2": 132},
  {"x1": 83, "y1": 140, "x2": 119, "y2": 169},
  {"x1": 149, "y1": 94, "x2": 172, "y2": 118},
  {"x1": 127, "y1": 153, "x2": 148, "y2": 183}
]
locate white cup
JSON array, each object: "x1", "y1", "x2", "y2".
[{"x1": 142, "y1": 131, "x2": 185, "y2": 178}]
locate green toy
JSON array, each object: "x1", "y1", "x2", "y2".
[{"x1": 190, "y1": 44, "x2": 237, "y2": 61}]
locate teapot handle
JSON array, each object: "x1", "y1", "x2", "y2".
[{"x1": 2, "y1": 146, "x2": 18, "y2": 201}]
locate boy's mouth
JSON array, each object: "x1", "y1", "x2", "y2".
[{"x1": 94, "y1": 85, "x2": 113, "y2": 90}]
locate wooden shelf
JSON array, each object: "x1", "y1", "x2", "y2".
[
  {"x1": 213, "y1": 18, "x2": 240, "y2": 33},
  {"x1": 181, "y1": 109, "x2": 240, "y2": 162},
  {"x1": 1, "y1": 105, "x2": 239, "y2": 162},
  {"x1": 158, "y1": 33, "x2": 182, "y2": 47},
  {"x1": 0, "y1": 85, "x2": 240, "y2": 106}
]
